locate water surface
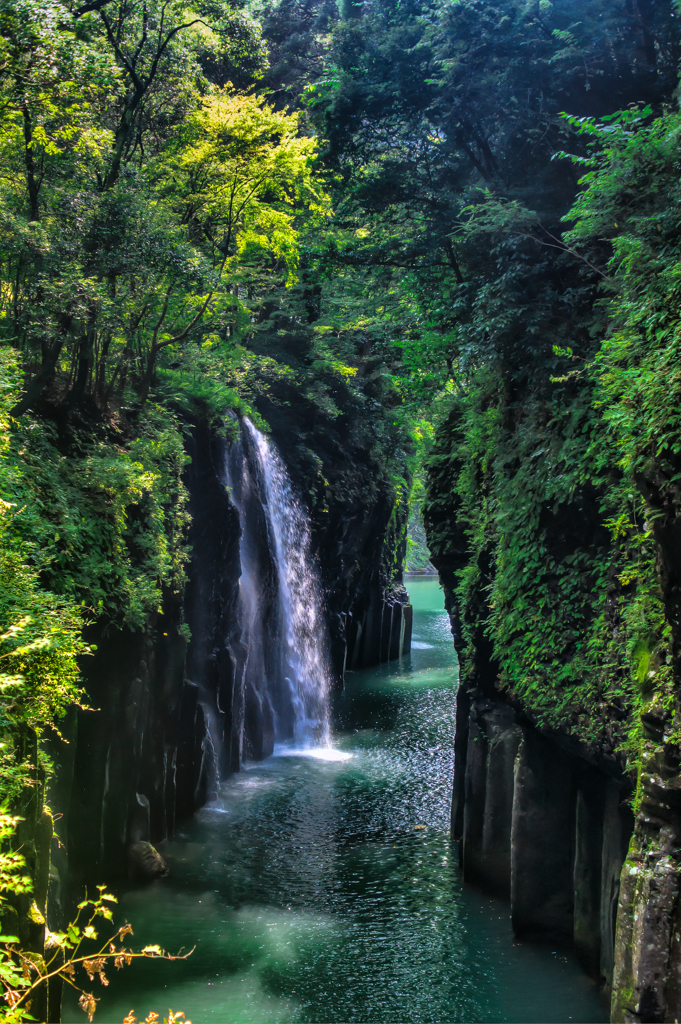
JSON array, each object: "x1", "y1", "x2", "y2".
[{"x1": 67, "y1": 578, "x2": 606, "y2": 1023}]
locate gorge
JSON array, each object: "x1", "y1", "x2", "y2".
[
  {"x1": 1, "y1": 0, "x2": 681, "y2": 1021},
  {"x1": 63, "y1": 577, "x2": 608, "y2": 1024}
]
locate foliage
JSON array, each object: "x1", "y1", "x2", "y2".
[
  {"x1": 3, "y1": 408, "x2": 191, "y2": 630},
  {"x1": 422, "y1": 90, "x2": 681, "y2": 764},
  {"x1": 155, "y1": 88, "x2": 329, "y2": 283},
  {"x1": 1, "y1": 1, "x2": 679, "y2": 1016},
  {"x1": 0, "y1": 349, "x2": 87, "y2": 808},
  {"x1": 424, "y1": 358, "x2": 669, "y2": 757},
  {"x1": 0, "y1": 887, "x2": 191, "y2": 1022},
  {"x1": 0, "y1": 816, "x2": 30, "y2": 909},
  {"x1": 123, "y1": 1012, "x2": 191, "y2": 1024},
  {"x1": 0, "y1": 0, "x2": 417, "y2": 1007},
  {"x1": 0, "y1": 0, "x2": 327, "y2": 417},
  {"x1": 273, "y1": 0, "x2": 679, "y2": 624},
  {"x1": 276, "y1": 0, "x2": 674, "y2": 765}
]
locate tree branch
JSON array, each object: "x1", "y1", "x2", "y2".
[{"x1": 72, "y1": 0, "x2": 114, "y2": 18}]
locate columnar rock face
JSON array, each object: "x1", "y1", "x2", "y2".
[
  {"x1": 49, "y1": 421, "x2": 269, "y2": 902},
  {"x1": 610, "y1": 752, "x2": 681, "y2": 1023},
  {"x1": 454, "y1": 696, "x2": 633, "y2": 990},
  {"x1": 47, "y1": 416, "x2": 410, "y2": 910},
  {"x1": 344, "y1": 587, "x2": 413, "y2": 671},
  {"x1": 183, "y1": 420, "x2": 262, "y2": 776},
  {"x1": 47, "y1": 422, "x2": 247, "y2": 907},
  {"x1": 430, "y1": 522, "x2": 681, "y2": 1024},
  {"x1": 254, "y1": 392, "x2": 413, "y2": 684},
  {"x1": 49, "y1": 561, "x2": 217, "y2": 910},
  {"x1": 605, "y1": 481, "x2": 681, "y2": 1024}
]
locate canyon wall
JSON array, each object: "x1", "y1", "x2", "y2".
[
  {"x1": 47, "y1": 414, "x2": 411, "y2": 917},
  {"x1": 444, "y1": 578, "x2": 681, "y2": 1023},
  {"x1": 608, "y1": 480, "x2": 681, "y2": 1024},
  {"x1": 425, "y1": 405, "x2": 681, "y2": 1022},
  {"x1": 429, "y1": 509, "x2": 642, "y2": 1009},
  {"x1": 48, "y1": 420, "x2": 229, "y2": 912},
  {"x1": 452, "y1": 687, "x2": 633, "y2": 990}
]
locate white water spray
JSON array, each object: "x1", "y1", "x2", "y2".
[{"x1": 244, "y1": 418, "x2": 331, "y2": 748}]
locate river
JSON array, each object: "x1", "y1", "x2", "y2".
[{"x1": 66, "y1": 577, "x2": 607, "y2": 1023}]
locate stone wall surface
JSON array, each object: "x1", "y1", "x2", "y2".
[
  {"x1": 422, "y1": 433, "x2": 681, "y2": 1020},
  {"x1": 453, "y1": 693, "x2": 633, "y2": 993},
  {"x1": 438, "y1": 577, "x2": 681, "y2": 1024},
  {"x1": 609, "y1": 740, "x2": 681, "y2": 1023},
  {"x1": 606, "y1": 481, "x2": 681, "y2": 1023},
  {"x1": 427, "y1": 481, "x2": 640, "y2": 1008},
  {"x1": 45, "y1": 415, "x2": 410, "y2": 916},
  {"x1": 253, "y1": 390, "x2": 413, "y2": 683}
]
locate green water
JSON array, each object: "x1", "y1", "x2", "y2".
[{"x1": 65, "y1": 578, "x2": 607, "y2": 1023}]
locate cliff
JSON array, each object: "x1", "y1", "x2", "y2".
[
  {"x1": 425, "y1": 373, "x2": 681, "y2": 1020},
  {"x1": 43, "y1": 406, "x2": 410, "y2": 913}
]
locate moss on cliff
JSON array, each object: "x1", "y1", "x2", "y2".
[{"x1": 424, "y1": 107, "x2": 681, "y2": 773}]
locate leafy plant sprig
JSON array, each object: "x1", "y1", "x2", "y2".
[{"x1": 0, "y1": 888, "x2": 193, "y2": 1023}]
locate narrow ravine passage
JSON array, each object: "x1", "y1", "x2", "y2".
[{"x1": 67, "y1": 580, "x2": 607, "y2": 1024}]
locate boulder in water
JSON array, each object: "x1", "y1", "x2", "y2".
[{"x1": 128, "y1": 841, "x2": 168, "y2": 881}]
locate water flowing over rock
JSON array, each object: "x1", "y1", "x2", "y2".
[
  {"x1": 224, "y1": 418, "x2": 332, "y2": 752},
  {"x1": 46, "y1": 415, "x2": 409, "y2": 910},
  {"x1": 243, "y1": 418, "x2": 331, "y2": 748}
]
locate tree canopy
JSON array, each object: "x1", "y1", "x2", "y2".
[{"x1": 0, "y1": 0, "x2": 681, "y2": 1001}]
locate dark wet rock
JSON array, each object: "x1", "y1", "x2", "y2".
[
  {"x1": 454, "y1": 693, "x2": 633, "y2": 993},
  {"x1": 510, "y1": 729, "x2": 580, "y2": 944},
  {"x1": 46, "y1": 414, "x2": 409, "y2": 907},
  {"x1": 128, "y1": 841, "x2": 169, "y2": 881},
  {"x1": 345, "y1": 586, "x2": 412, "y2": 671},
  {"x1": 611, "y1": 750, "x2": 681, "y2": 1023}
]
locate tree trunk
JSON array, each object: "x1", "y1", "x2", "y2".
[
  {"x1": 66, "y1": 302, "x2": 98, "y2": 407},
  {"x1": 443, "y1": 239, "x2": 465, "y2": 284},
  {"x1": 22, "y1": 101, "x2": 40, "y2": 222},
  {"x1": 10, "y1": 339, "x2": 65, "y2": 417},
  {"x1": 103, "y1": 104, "x2": 135, "y2": 189},
  {"x1": 96, "y1": 333, "x2": 112, "y2": 400},
  {"x1": 10, "y1": 311, "x2": 73, "y2": 417}
]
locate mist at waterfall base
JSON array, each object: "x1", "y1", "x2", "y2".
[{"x1": 67, "y1": 579, "x2": 607, "y2": 1024}]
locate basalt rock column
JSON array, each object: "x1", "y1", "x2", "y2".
[{"x1": 454, "y1": 696, "x2": 633, "y2": 992}]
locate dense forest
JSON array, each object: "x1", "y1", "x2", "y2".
[{"x1": 0, "y1": 0, "x2": 680, "y2": 1019}]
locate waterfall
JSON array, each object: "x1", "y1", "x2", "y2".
[
  {"x1": 246, "y1": 419, "x2": 331, "y2": 748},
  {"x1": 226, "y1": 417, "x2": 331, "y2": 752}
]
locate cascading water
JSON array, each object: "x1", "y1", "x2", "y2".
[
  {"x1": 225, "y1": 417, "x2": 331, "y2": 752},
  {"x1": 245, "y1": 418, "x2": 331, "y2": 747}
]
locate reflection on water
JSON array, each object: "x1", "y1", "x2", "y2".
[
  {"x1": 273, "y1": 746, "x2": 354, "y2": 763},
  {"x1": 65, "y1": 578, "x2": 607, "y2": 1024}
]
